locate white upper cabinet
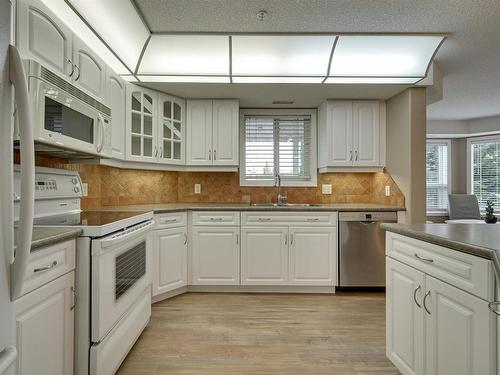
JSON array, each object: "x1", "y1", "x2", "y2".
[
  {"x1": 17, "y1": 0, "x2": 73, "y2": 79},
  {"x1": 17, "y1": 0, "x2": 106, "y2": 102},
  {"x1": 186, "y1": 100, "x2": 214, "y2": 165},
  {"x1": 105, "y1": 71, "x2": 126, "y2": 159},
  {"x1": 212, "y1": 100, "x2": 239, "y2": 165},
  {"x1": 352, "y1": 101, "x2": 380, "y2": 166},
  {"x1": 158, "y1": 94, "x2": 185, "y2": 164},
  {"x1": 126, "y1": 86, "x2": 157, "y2": 162},
  {"x1": 72, "y1": 36, "x2": 106, "y2": 102},
  {"x1": 186, "y1": 99, "x2": 239, "y2": 166},
  {"x1": 318, "y1": 100, "x2": 385, "y2": 170}
]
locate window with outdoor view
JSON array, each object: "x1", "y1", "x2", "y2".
[
  {"x1": 470, "y1": 137, "x2": 500, "y2": 212},
  {"x1": 426, "y1": 141, "x2": 450, "y2": 213},
  {"x1": 240, "y1": 111, "x2": 317, "y2": 186}
]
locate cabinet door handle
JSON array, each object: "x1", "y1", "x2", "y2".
[
  {"x1": 355, "y1": 150, "x2": 358, "y2": 161},
  {"x1": 414, "y1": 253, "x2": 434, "y2": 263},
  {"x1": 70, "y1": 286, "x2": 77, "y2": 311},
  {"x1": 488, "y1": 301, "x2": 500, "y2": 316},
  {"x1": 423, "y1": 291, "x2": 431, "y2": 315},
  {"x1": 349, "y1": 150, "x2": 353, "y2": 161},
  {"x1": 163, "y1": 218, "x2": 177, "y2": 224},
  {"x1": 257, "y1": 218, "x2": 271, "y2": 221},
  {"x1": 307, "y1": 218, "x2": 320, "y2": 222},
  {"x1": 184, "y1": 233, "x2": 188, "y2": 245},
  {"x1": 209, "y1": 217, "x2": 223, "y2": 221},
  {"x1": 74, "y1": 65, "x2": 80, "y2": 81},
  {"x1": 290, "y1": 234, "x2": 294, "y2": 245},
  {"x1": 160, "y1": 147, "x2": 163, "y2": 158},
  {"x1": 34, "y1": 260, "x2": 57, "y2": 273},
  {"x1": 209, "y1": 149, "x2": 212, "y2": 160},
  {"x1": 67, "y1": 59, "x2": 74, "y2": 77},
  {"x1": 154, "y1": 146, "x2": 158, "y2": 157},
  {"x1": 413, "y1": 285, "x2": 422, "y2": 308},
  {"x1": 214, "y1": 149, "x2": 217, "y2": 160},
  {"x1": 284, "y1": 234, "x2": 287, "y2": 245},
  {"x1": 236, "y1": 233, "x2": 239, "y2": 245}
]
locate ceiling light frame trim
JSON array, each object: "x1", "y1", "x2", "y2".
[
  {"x1": 151, "y1": 31, "x2": 450, "y2": 37},
  {"x1": 63, "y1": 0, "x2": 134, "y2": 75},
  {"x1": 135, "y1": 34, "x2": 152, "y2": 75},
  {"x1": 322, "y1": 36, "x2": 339, "y2": 84}
]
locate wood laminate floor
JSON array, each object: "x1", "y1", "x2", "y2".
[{"x1": 117, "y1": 292, "x2": 400, "y2": 375}]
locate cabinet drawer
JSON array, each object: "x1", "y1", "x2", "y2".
[
  {"x1": 242, "y1": 211, "x2": 337, "y2": 226},
  {"x1": 21, "y1": 239, "x2": 76, "y2": 297},
  {"x1": 191, "y1": 211, "x2": 240, "y2": 226},
  {"x1": 386, "y1": 232, "x2": 494, "y2": 301},
  {"x1": 154, "y1": 212, "x2": 187, "y2": 229}
]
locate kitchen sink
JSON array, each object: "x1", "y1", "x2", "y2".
[{"x1": 251, "y1": 203, "x2": 321, "y2": 207}]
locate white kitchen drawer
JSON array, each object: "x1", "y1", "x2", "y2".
[
  {"x1": 242, "y1": 211, "x2": 338, "y2": 227},
  {"x1": 386, "y1": 232, "x2": 494, "y2": 301},
  {"x1": 154, "y1": 212, "x2": 187, "y2": 229},
  {"x1": 191, "y1": 211, "x2": 240, "y2": 226},
  {"x1": 20, "y1": 239, "x2": 76, "y2": 297}
]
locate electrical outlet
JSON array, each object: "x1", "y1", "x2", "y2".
[
  {"x1": 385, "y1": 185, "x2": 391, "y2": 197},
  {"x1": 82, "y1": 183, "x2": 88, "y2": 197},
  {"x1": 194, "y1": 184, "x2": 201, "y2": 194},
  {"x1": 322, "y1": 184, "x2": 332, "y2": 194}
]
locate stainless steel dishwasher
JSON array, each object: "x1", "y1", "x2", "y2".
[{"x1": 338, "y1": 211, "x2": 398, "y2": 287}]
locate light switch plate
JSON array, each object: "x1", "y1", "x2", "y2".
[
  {"x1": 194, "y1": 184, "x2": 201, "y2": 194},
  {"x1": 322, "y1": 184, "x2": 332, "y2": 194},
  {"x1": 385, "y1": 185, "x2": 391, "y2": 196}
]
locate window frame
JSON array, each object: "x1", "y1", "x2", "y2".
[
  {"x1": 239, "y1": 108, "x2": 318, "y2": 187},
  {"x1": 426, "y1": 139, "x2": 452, "y2": 216},
  {"x1": 467, "y1": 134, "x2": 500, "y2": 213}
]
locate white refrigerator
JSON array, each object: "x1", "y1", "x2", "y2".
[{"x1": 0, "y1": 0, "x2": 35, "y2": 373}]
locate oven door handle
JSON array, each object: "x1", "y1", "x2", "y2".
[{"x1": 99, "y1": 220, "x2": 155, "y2": 248}]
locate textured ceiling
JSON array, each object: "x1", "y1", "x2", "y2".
[{"x1": 134, "y1": 0, "x2": 500, "y2": 121}]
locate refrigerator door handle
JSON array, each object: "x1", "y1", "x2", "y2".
[
  {"x1": 0, "y1": 346, "x2": 17, "y2": 374},
  {"x1": 9, "y1": 45, "x2": 35, "y2": 300}
]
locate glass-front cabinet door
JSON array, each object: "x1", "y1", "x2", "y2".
[
  {"x1": 127, "y1": 87, "x2": 157, "y2": 162},
  {"x1": 158, "y1": 93, "x2": 185, "y2": 164}
]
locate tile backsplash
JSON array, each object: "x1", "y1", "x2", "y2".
[{"x1": 30, "y1": 154, "x2": 405, "y2": 208}]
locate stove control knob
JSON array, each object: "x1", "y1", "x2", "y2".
[
  {"x1": 71, "y1": 178, "x2": 78, "y2": 184},
  {"x1": 73, "y1": 187, "x2": 80, "y2": 193}
]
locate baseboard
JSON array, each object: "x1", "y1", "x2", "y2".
[
  {"x1": 187, "y1": 285, "x2": 336, "y2": 294},
  {"x1": 151, "y1": 286, "x2": 188, "y2": 303}
]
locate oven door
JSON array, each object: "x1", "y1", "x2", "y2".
[
  {"x1": 90, "y1": 221, "x2": 154, "y2": 343},
  {"x1": 31, "y1": 77, "x2": 108, "y2": 156}
]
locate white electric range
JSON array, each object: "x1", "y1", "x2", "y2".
[{"x1": 14, "y1": 166, "x2": 154, "y2": 375}]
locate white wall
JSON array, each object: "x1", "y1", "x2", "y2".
[
  {"x1": 386, "y1": 87, "x2": 427, "y2": 224},
  {"x1": 428, "y1": 115, "x2": 500, "y2": 138}
]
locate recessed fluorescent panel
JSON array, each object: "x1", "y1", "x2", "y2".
[
  {"x1": 329, "y1": 35, "x2": 444, "y2": 77},
  {"x1": 138, "y1": 75, "x2": 231, "y2": 83},
  {"x1": 41, "y1": 0, "x2": 131, "y2": 74},
  {"x1": 324, "y1": 77, "x2": 421, "y2": 84},
  {"x1": 139, "y1": 35, "x2": 230, "y2": 76},
  {"x1": 232, "y1": 76, "x2": 325, "y2": 84},
  {"x1": 232, "y1": 35, "x2": 334, "y2": 77},
  {"x1": 67, "y1": 0, "x2": 150, "y2": 73}
]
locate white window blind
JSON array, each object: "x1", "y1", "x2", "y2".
[
  {"x1": 426, "y1": 141, "x2": 449, "y2": 213},
  {"x1": 471, "y1": 138, "x2": 500, "y2": 211},
  {"x1": 243, "y1": 115, "x2": 312, "y2": 184}
]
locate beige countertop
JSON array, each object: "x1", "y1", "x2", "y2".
[
  {"x1": 382, "y1": 223, "x2": 500, "y2": 281},
  {"x1": 90, "y1": 202, "x2": 406, "y2": 213},
  {"x1": 15, "y1": 227, "x2": 82, "y2": 252}
]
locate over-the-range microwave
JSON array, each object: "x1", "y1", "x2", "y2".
[{"x1": 19, "y1": 60, "x2": 112, "y2": 158}]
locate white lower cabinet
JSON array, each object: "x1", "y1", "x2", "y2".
[
  {"x1": 14, "y1": 271, "x2": 74, "y2": 375},
  {"x1": 288, "y1": 227, "x2": 337, "y2": 286},
  {"x1": 191, "y1": 226, "x2": 240, "y2": 285},
  {"x1": 386, "y1": 258, "x2": 425, "y2": 375},
  {"x1": 241, "y1": 227, "x2": 288, "y2": 285},
  {"x1": 152, "y1": 227, "x2": 188, "y2": 296},
  {"x1": 386, "y1": 256, "x2": 495, "y2": 375}
]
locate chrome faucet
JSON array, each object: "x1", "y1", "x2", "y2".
[{"x1": 274, "y1": 173, "x2": 287, "y2": 205}]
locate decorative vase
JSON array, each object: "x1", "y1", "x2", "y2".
[{"x1": 485, "y1": 216, "x2": 498, "y2": 224}]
